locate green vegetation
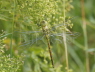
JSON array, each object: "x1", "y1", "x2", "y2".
[
  {"x1": 0, "y1": 31, "x2": 23, "y2": 72},
  {"x1": 0, "y1": 0, "x2": 95, "y2": 72}
]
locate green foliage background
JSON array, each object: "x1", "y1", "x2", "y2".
[{"x1": 0, "y1": 0, "x2": 95, "y2": 72}]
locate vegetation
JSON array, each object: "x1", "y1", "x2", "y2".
[
  {"x1": 0, "y1": 31, "x2": 23, "y2": 72},
  {"x1": 0, "y1": 0, "x2": 95, "y2": 72}
]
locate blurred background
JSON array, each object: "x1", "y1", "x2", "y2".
[{"x1": 0, "y1": 0, "x2": 95, "y2": 72}]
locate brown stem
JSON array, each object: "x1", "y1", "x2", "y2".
[{"x1": 80, "y1": 0, "x2": 90, "y2": 72}]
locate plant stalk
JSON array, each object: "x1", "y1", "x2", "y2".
[
  {"x1": 63, "y1": 0, "x2": 69, "y2": 72},
  {"x1": 10, "y1": 0, "x2": 15, "y2": 57},
  {"x1": 80, "y1": 0, "x2": 90, "y2": 72}
]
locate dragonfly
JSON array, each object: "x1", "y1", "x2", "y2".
[
  {"x1": 17, "y1": 22, "x2": 80, "y2": 68},
  {"x1": 19, "y1": 23, "x2": 80, "y2": 47},
  {"x1": 18, "y1": 16, "x2": 79, "y2": 47}
]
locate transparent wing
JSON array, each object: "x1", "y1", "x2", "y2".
[
  {"x1": 19, "y1": 31, "x2": 42, "y2": 34},
  {"x1": 19, "y1": 35, "x2": 45, "y2": 47},
  {"x1": 18, "y1": 23, "x2": 80, "y2": 47},
  {"x1": 49, "y1": 31, "x2": 80, "y2": 44}
]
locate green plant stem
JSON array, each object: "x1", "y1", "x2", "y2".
[
  {"x1": 80, "y1": 0, "x2": 90, "y2": 72},
  {"x1": 10, "y1": 0, "x2": 15, "y2": 57},
  {"x1": 63, "y1": 0, "x2": 69, "y2": 72},
  {"x1": 63, "y1": 32, "x2": 69, "y2": 72},
  {"x1": 19, "y1": 24, "x2": 21, "y2": 44}
]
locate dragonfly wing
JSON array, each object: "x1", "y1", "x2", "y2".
[
  {"x1": 19, "y1": 36, "x2": 45, "y2": 47},
  {"x1": 50, "y1": 32, "x2": 80, "y2": 44},
  {"x1": 20, "y1": 31, "x2": 42, "y2": 34}
]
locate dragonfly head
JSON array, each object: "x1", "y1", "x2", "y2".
[{"x1": 40, "y1": 20, "x2": 47, "y2": 27}]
